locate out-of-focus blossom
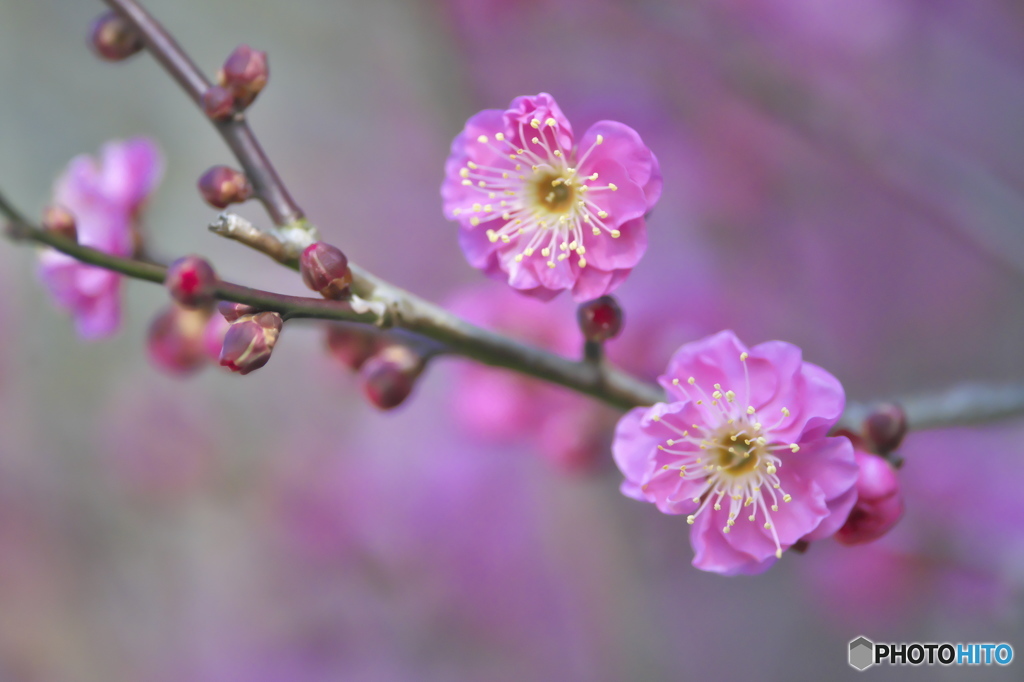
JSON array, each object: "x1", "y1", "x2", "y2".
[
  {"x1": 442, "y1": 92, "x2": 661, "y2": 301},
  {"x1": 613, "y1": 330, "x2": 857, "y2": 574},
  {"x1": 37, "y1": 138, "x2": 162, "y2": 339},
  {"x1": 835, "y1": 449, "x2": 903, "y2": 545},
  {"x1": 448, "y1": 283, "x2": 615, "y2": 471}
]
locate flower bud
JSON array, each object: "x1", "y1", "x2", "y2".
[
  {"x1": 577, "y1": 295, "x2": 623, "y2": 343},
  {"x1": 89, "y1": 11, "x2": 143, "y2": 62},
  {"x1": 835, "y1": 451, "x2": 904, "y2": 546},
  {"x1": 325, "y1": 323, "x2": 380, "y2": 371},
  {"x1": 217, "y1": 45, "x2": 268, "y2": 108},
  {"x1": 300, "y1": 242, "x2": 352, "y2": 299},
  {"x1": 42, "y1": 205, "x2": 77, "y2": 241},
  {"x1": 219, "y1": 312, "x2": 283, "y2": 375},
  {"x1": 217, "y1": 300, "x2": 259, "y2": 323},
  {"x1": 198, "y1": 166, "x2": 252, "y2": 209},
  {"x1": 360, "y1": 345, "x2": 424, "y2": 410},
  {"x1": 165, "y1": 255, "x2": 218, "y2": 309},
  {"x1": 863, "y1": 403, "x2": 908, "y2": 455},
  {"x1": 146, "y1": 305, "x2": 209, "y2": 375},
  {"x1": 202, "y1": 85, "x2": 235, "y2": 121}
]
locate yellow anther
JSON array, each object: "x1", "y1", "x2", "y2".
[
  {"x1": 578, "y1": 258, "x2": 587, "y2": 267},
  {"x1": 461, "y1": 179, "x2": 472, "y2": 186},
  {"x1": 783, "y1": 494, "x2": 792, "y2": 503},
  {"x1": 467, "y1": 161, "x2": 478, "y2": 169},
  {"x1": 514, "y1": 254, "x2": 524, "y2": 262},
  {"x1": 547, "y1": 261, "x2": 555, "y2": 269},
  {"x1": 541, "y1": 247, "x2": 551, "y2": 257},
  {"x1": 789, "y1": 444, "x2": 800, "y2": 453},
  {"x1": 530, "y1": 119, "x2": 541, "y2": 129},
  {"x1": 596, "y1": 134, "x2": 604, "y2": 144},
  {"x1": 477, "y1": 135, "x2": 488, "y2": 143},
  {"x1": 764, "y1": 522, "x2": 772, "y2": 530},
  {"x1": 495, "y1": 132, "x2": 505, "y2": 141},
  {"x1": 771, "y1": 504, "x2": 779, "y2": 512},
  {"x1": 687, "y1": 377, "x2": 696, "y2": 385},
  {"x1": 471, "y1": 217, "x2": 481, "y2": 227},
  {"x1": 775, "y1": 549, "x2": 782, "y2": 559},
  {"x1": 608, "y1": 183, "x2": 618, "y2": 191},
  {"x1": 553, "y1": 149, "x2": 562, "y2": 157},
  {"x1": 592, "y1": 227, "x2": 601, "y2": 235},
  {"x1": 460, "y1": 168, "x2": 469, "y2": 178},
  {"x1": 726, "y1": 390, "x2": 736, "y2": 402},
  {"x1": 740, "y1": 352, "x2": 749, "y2": 361},
  {"x1": 598, "y1": 210, "x2": 609, "y2": 219},
  {"x1": 500, "y1": 235, "x2": 511, "y2": 244},
  {"x1": 610, "y1": 229, "x2": 621, "y2": 238},
  {"x1": 781, "y1": 407, "x2": 790, "y2": 416},
  {"x1": 686, "y1": 515, "x2": 695, "y2": 525},
  {"x1": 523, "y1": 248, "x2": 534, "y2": 256}
]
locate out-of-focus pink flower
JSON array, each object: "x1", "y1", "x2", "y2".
[
  {"x1": 613, "y1": 330, "x2": 858, "y2": 574},
  {"x1": 37, "y1": 138, "x2": 162, "y2": 339},
  {"x1": 835, "y1": 450, "x2": 903, "y2": 545},
  {"x1": 448, "y1": 283, "x2": 614, "y2": 471},
  {"x1": 442, "y1": 93, "x2": 661, "y2": 301}
]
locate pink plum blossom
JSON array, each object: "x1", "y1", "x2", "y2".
[
  {"x1": 447, "y1": 283, "x2": 614, "y2": 472},
  {"x1": 442, "y1": 93, "x2": 661, "y2": 301},
  {"x1": 38, "y1": 138, "x2": 162, "y2": 339},
  {"x1": 612, "y1": 330, "x2": 858, "y2": 575}
]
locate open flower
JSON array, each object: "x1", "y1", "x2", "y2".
[
  {"x1": 442, "y1": 93, "x2": 661, "y2": 301},
  {"x1": 38, "y1": 138, "x2": 162, "y2": 339},
  {"x1": 613, "y1": 330, "x2": 858, "y2": 575}
]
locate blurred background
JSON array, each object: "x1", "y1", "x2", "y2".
[{"x1": 2, "y1": 0, "x2": 1024, "y2": 679}]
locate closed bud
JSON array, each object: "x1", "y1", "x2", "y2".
[
  {"x1": 202, "y1": 85, "x2": 235, "y2": 121},
  {"x1": 300, "y1": 242, "x2": 352, "y2": 299},
  {"x1": 577, "y1": 295, "x2": 623, "y2": 343},
  {"x1": 146, "y1": 305, "x2": 210, "y2": 375},
  {"x1": 835, "y1": 451, "x2": 904, "y2": 546},
  {"x1": 42, "y1": 205, "x2": 77, "y2": 241},
  {"x1": 217, "y1": 300, "x2": 259, "y2": 323},
  {"x1": 360, "y1": 345, "x2": 424, "y2": 410},
  {"x1": 219, "y1": 311, "x2": 283, "y2": 375},
  {"x1": 89, "y1": 11, "x2": 143, "y2": 62},
  {"x1": 863, "y1": 403, "x2": 908, "y2": 455},
  {"x1": 217, "y1": 45, "x2": 268, "y2": 108},
  {"x1": 165, "y1": 255, "x2": 218, "y2": 309},
  {"x1": 198, "y1": 165, "x2": 252, "y2": 209}
]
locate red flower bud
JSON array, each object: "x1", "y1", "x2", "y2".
[
  {"x1": 219, "y1": 312, "x2": 283, "y2": 375},
  {"x1": 217, "y1": 300, "x2": 260, "y2": 323},
  {"x1": 198, "y1": 166, "x2": 252, "y2": 209},
  {"x1": 42, "y1": 205, "x2": 77, "y2": 241},
  {"x1": 360, "y1": 345, "x2": 424, "y2": 410},
  {"x1": 835, "y1": 451, "x2": 904, "y2": 546},
  {"x1": 146, "y1": 305, "x2": 210, "y2": 376},
  {"x1": 89, "y1": 11, "x2": 143, "y2": 62},
  {"x1": 863, "y1": 403, "x2": 908, "y2": 455},
  {"x1": 165, "y1": 255, "x2": 218, "y2": 309},
  {"x1": 300, "y1": 242, "x2": 352, "y2": 299},
  {"x1": 577, "y1": 295, "x2": 623, "y2": 343},
  {"x1": 202, "y1": 85, "x2": 235, "y2": 121},
  {"x1": 325, "y1": 323, "x2": 380, "y2": 371},
  {"x1": 217, "y1": 45, "x2": 268, "y2": 108}
]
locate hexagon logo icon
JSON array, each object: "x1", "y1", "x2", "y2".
[{"x1": 849, "y1": 636, "x2": 875, "y2": 671}]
